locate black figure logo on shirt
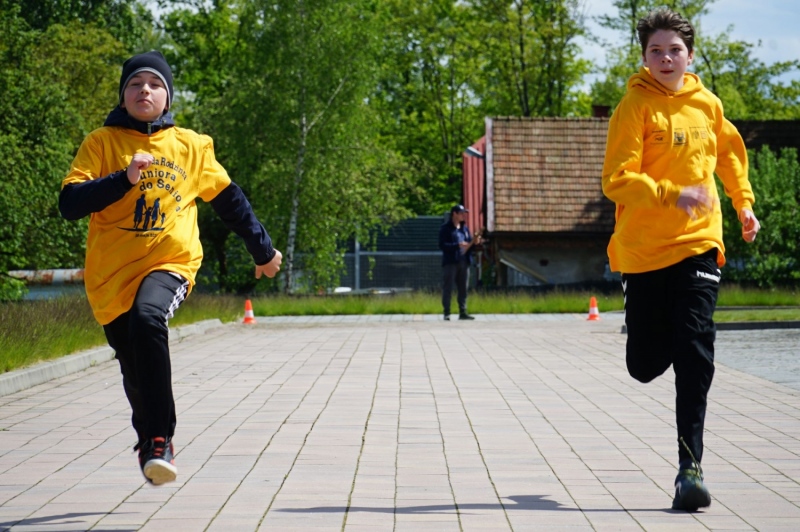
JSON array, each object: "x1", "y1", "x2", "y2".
[
  {"x1": 117, "y1": 157, "x2": 185, "y2": 235},
  {"x1": 119, "y1": 194, "x2": 166, "y2": 233}
]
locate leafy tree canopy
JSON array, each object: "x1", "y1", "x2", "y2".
[{"x1": 0, "y1": 8, "x2": 126, "y2": 297}]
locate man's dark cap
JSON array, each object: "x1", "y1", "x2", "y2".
[
  {"x1": 119, "y1": 51, "x2": 174, "y2": 109},
  {"x1": 451, "y1": 204, "x2": 469, "y2": 214}
]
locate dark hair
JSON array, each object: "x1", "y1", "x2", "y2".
[{"x1": 636, "y1": 8, "x2": 695, "y2": 55}]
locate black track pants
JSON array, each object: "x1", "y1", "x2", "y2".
[
  {"x1": 622, "y1": 249, "x2": 719, "y2": 466},
  {"x1": 103, "y1": 271, "x2": 189, "y2": 442}
]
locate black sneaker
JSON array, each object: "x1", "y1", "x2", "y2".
[
  {"x1": 672, "y1": 465, "x2": 711, "y2": 511},
  {"x1": 135, "y1": 437, "x2": 177, "y2": 485},
  {"x1": 459, "y1": 313, "x2": 475, "y2": 320},
  {"x1": 444, "y1": 314, "x2": 450, "y2": 321},
  {"x1": 672, "y1": 437, "x2": 711, "y2": 511}
]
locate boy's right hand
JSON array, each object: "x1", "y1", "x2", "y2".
[
  {"x1": 677, "y1": 185, "x2": 715, "y2": 220},
  {"x1": 255, "y1": 250, "x2": 283, "y2": 279},
  {"x1": 127, "y1": 153, "x2": 155, "y2": 185}
]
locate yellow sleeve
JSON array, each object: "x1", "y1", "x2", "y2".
[
  {"x1": 602, "y1": 96, "x2": 682, "y2": 208},
  {"x1": 62, "y1": 133, "x2": 105, "y2": 188},
  {"x1": 197, "y1": 135, "x2": 232, "y2": 202},
  {"x1": 715, "y1": 117, "x2": 754, "y2": 213}
]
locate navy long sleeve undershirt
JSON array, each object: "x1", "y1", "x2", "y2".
[{"x1": 59, "y1": 177, "x2": 275, "y2": 265}]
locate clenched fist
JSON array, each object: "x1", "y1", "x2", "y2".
[{"x1": 127, "y1": 153, "x2": 156, "y2": 185}]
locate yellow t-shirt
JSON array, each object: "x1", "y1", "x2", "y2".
[
  {"x1": 63, "y1": 125, "x2": 231, "y2": 325},
  {"x1": 602, "y1": 68, "x2": 755, "y2": 274}
]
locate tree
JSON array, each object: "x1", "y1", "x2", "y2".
[
  {"x1": 467, "y1": 0, "x2": 591, "y2": 118},
  {"x1": 371, "y1": 0, "x2": 485, "y2": 215},
  {"x1": 0, "y1": 9, "x2": 127, "y2": 299},
  {"x1": 693, "y1": 34, "x2": 800, "y2": 119},
  {"x1": 0, "y1": 0, "x2": 154, "y2": 49},
  {"x1": 163, "y1": 0, "x2": 413, "y2": 293},
  {"x1": 718, "y1": 147, "x2": 800, "y2": 286}
]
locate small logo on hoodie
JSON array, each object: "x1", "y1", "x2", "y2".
[
  {"x1": 674, "y1": 129, "x2": 686, "y2": 146},
  {"x1": 691, "y1": 127, "x2": 709, "y2": 140}
]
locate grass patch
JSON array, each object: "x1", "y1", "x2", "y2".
[
  {"x1": 717, "y1": 285, "x2": 800, "y2": 306},
  {"x1": 0, "y1": 292, "x2": 241, "y2": 374},
  {"x1": 2, "y1": 285, "x2": 798, "y2": 374},
  {"x1": 715, "y1": 309, "x2": 800, "y2": 322},
  {"x1": 0, "y1": 297, "x2": 106, "y2": 374},
  {"x1": 251, "y1": 290, "x2": 626, "y2": 316},
  {"x1": 168, "y1": 293, "x2": 242, "y2": 326}
]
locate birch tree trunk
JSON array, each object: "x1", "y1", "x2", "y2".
[{"x1": 284, "y1": 114, "x2": 307, "y2": 294}]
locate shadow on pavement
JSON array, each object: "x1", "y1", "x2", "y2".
[
  {"x1": 0, "y1": 512, "x2": 126, "y2": 530},
  {"x1": 277, "y1": 494, "x2": 677, "y2": 515}
]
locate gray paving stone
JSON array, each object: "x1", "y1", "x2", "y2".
[{"x1": 1, "y1": 314, "x2": 800, "y2": 530}]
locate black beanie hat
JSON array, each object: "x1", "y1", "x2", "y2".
[{"x1": 119, "y1": 51, "x2": 173, "y2": 110}]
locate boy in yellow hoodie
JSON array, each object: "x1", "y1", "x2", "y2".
[
  {"x1": 60, "y1": 51, "x2": 283, "y2": 485},
  {"x1": 602, "y1": 9, "x2": 760, "y2": 511}
]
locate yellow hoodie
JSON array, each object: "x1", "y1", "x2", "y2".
[{"x1": 602, "y1": 67, "x2": 755, "y2": 274}]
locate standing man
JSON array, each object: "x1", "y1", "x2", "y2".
[{"x1": 439, "y1": 204, "x2": 480, "y2": 320}]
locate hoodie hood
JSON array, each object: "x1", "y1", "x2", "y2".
[
  {"x1": 103, "y1": 106, "x2": 175, "y2": 135},
  {"x1": 628, "y1": 66, "x2": 704, "y2": 97}
]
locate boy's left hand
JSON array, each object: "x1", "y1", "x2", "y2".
[
  {"x1": 255, "y1": 249, "x2": 283, "y2": 279},
  {"x1": 739, "y1": 209, "x2": 760, "y2": 243}
]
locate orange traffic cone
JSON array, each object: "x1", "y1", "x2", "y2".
[
  {"x1": 587, "y1": 296, "x2": 600, "y2": 321},
  {"x1": 243, "y1": 299, "x2": 256, "y2": 324}
]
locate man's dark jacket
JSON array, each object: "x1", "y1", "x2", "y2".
[{"x1": 439, "y1": 219, "x2": 473, "y2": 266}]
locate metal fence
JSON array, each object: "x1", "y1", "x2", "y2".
[
  {"x1": 331, "y1": 216, "x2": 453, "y2": 291},
  {"x1": 338, "y1": 251, "x2": 443, "y2": 291}
]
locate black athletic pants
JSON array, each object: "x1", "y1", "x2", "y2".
[
  {"x1": 103, "y1": 271, "x2": 189, "y2": 443},
  {"x1": 442, "y1": 261, "x2": 470, "y2": 315},
  {"x1": 622, "y1": 249, "x2": 719, "y2": 467}
]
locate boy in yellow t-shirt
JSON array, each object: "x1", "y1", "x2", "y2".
[
  {"x1": 60, "y1": 51, "x2": 283, "y2": 485},
  {"x1": 602, "y1": 9, "x2": 760, "y2": 512}
]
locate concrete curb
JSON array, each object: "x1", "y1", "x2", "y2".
[
  {"x1": 0, "y1": 319, "x2": 225, "y2": 398},
  {"x1": 716, "y1": 320, "x2": 800, "y2": 330},
  {"x1": 620, "y1": 320, "x2": 800, "y2": 334}
]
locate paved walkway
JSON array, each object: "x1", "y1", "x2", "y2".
[{"x1": 1, "y1": 314, "x2": 800, "y2": 531}]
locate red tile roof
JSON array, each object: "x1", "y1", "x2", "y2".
[{"x1": 488, "y1": 117, "x2": 615, "y2": 234}]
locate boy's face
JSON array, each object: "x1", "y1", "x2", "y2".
[
  {"x1": 642, "y1": 29, "x2": 694, "y2": 91},
  {"x1": 121, "y1": 71, "x2": 169, "y2": 122}
]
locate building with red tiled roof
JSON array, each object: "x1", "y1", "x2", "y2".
[{"x1": 463, "y1": 116, "x2": 615, "y2": 287}]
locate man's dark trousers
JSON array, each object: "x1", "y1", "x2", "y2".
[{"x1": 442, "y1": 260, "x2": 470, "y2": 316}]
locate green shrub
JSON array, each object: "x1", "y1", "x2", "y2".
[{"x1": 718, "y1": 146, "x2": 800, "y2": 286}]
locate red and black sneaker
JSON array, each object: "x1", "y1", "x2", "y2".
[{"x1": 135, "y1": 437, "x2": 177, "y2": 485}]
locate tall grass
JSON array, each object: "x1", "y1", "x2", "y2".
[
  {"x1": 717, "y1": 285, "x2": 800, "y2": 306},
  {"x1": 1, "y1": 285, "x2": 798, "y2": 374},
  {"x1": 0, "y1": 297, "x2": 106, "y2": 373},
  {"x1": 0, "y1": 293, "x2": 241, "y2": 374}
]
